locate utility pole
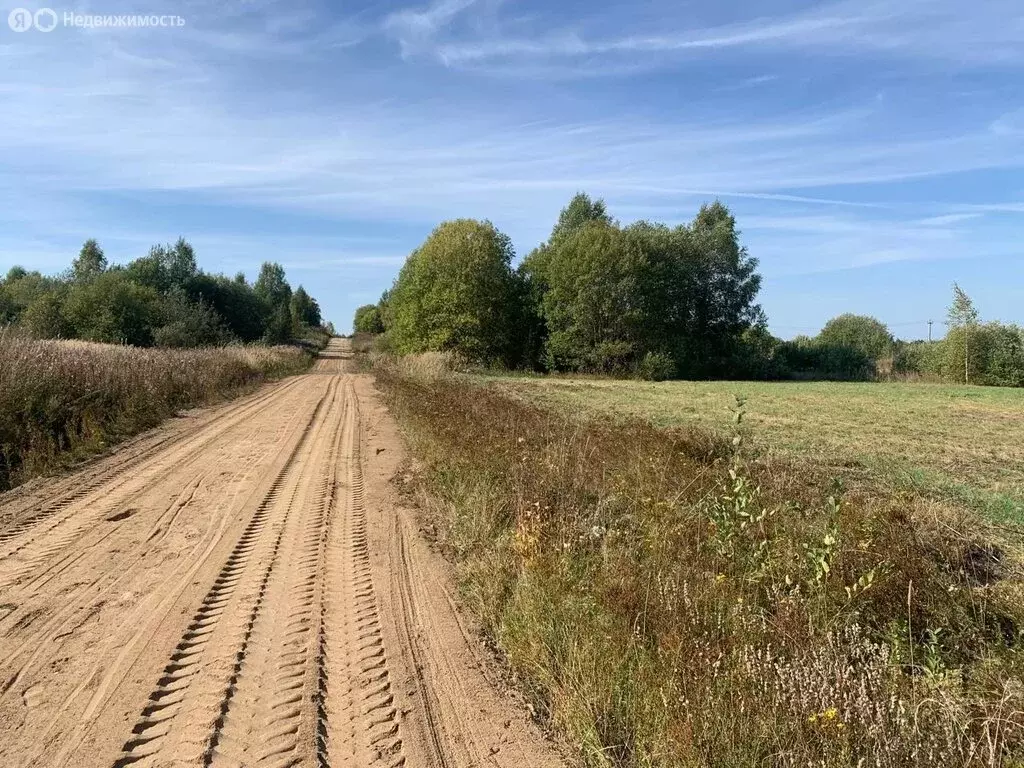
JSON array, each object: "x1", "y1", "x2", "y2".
[{"x1": 928, "y1": 320, "x2": 933, "y2": 342}]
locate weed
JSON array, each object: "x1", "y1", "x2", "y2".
[{"x1": 380, "y1": 365, "x2": 1024, "y2": 767}]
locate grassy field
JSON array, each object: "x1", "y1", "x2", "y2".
[
  {"x1": 487, "y1": 376, "x2": 1024, "y2": 523},
  {"x1": 378, "y1": 356, "x2": 1024, "y2": 767}
]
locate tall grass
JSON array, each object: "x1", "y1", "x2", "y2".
[
  {"x1": 379, "y1": 363, "x2": 1024, "y2": 767},
  {"x1": 0, "y1": 329, "x2": 312, "y2": 489}
]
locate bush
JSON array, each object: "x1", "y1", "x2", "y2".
[
  {"x1": 20, "y1": 293, "x2": 70, "y2": 339},
  {"x1": 984, "y1": 323, "x2": 1024, "y2": 387},
  {"x1": 775, "y1": 336, "x2": 874, "y2": 380},
  {"x1": 154, "y1": 294, "x2": 232, "y2": 348},
  {"x1": 350, "y1": 331, "x2": 377, "y2": 354},
  {"x1": 817, "y1": 314, "x2": 893, "y2": 361},
  {"x1": 893, "y1": 324, "x2": 1024, "y2": 387},
  {"x1": 637, "y1": 351, "x2": 675, "y2": 381}
]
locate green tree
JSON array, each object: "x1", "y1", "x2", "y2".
[
  {"x1": 377, "y1": 290, "x2": 393, "y2": 332},
  {"x1": 129, "y1": 239, "x2": 199, "y2": 295},
  {"x1": 64, "y1": 271, "x2": 159, "y2": 346},
  {"x1": 165, "y1": 238, "x2": 198, "y2": 291},
  {"x1": 254, "y1": 262, "x2": 294, "y2": 343},
  {"x1": 185, "y1": 272, "x2": 266, "y2": 342},
  {"x1": 290, "y1": 286, "x2": 321, "y2": 328},
  {"x1": 71, "y1": 239, "x2": 107, "y2": 282},
  {"x1": 264, "y1": 304, "x2": 293, "y2": 345},
  {"x1": 353, "y1": 304, "x2": 385, "y2": 334},
  {"x1": 982, "y1": 323, "x2": 1024, "y2": 387},
  {"x1": 21, "y1": 293, "x2": 70, "y2": 339},
  {"x1": 550, "y1": 192, "x2": 612, "y2": 241},
  {"x1": 123, "y1": 250, "x2": 170, "y2": 293},
  {"x1": 530, "y1": 197, "x2": 763, "y2": 377},
  {"x1": 520, "y1": 192, "x2": 614, "y2": 318},
  {"x1": 254, "y1": 262, "x2": 292, "y2": 310},
  {"x1": 153, "y1": 293, "x2": 230, "y2": 348},
  {"x1": 1, "y1": 240, "x2": 328, "y2": 349},
  {"x1": 816, "y1": 314, "x2": 893, "y2": 361},
  {"x1": 675, "y1": 202, "x2": 764, "y2": 375},
  {"x1": 1, "y1": 269, "x2": 55, "y2": 322},
  {"x1": 946, "y1": 283, "x2": 979, "y2": 384},
  {"x1": 540, "y1": 221, "x2": 646, "y2": 372},
  {"x1": 387, "y1": 219, "x2": 526, "y2": 365}
]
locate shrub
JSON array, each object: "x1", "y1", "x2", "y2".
[
  {"x1": 894, "y1": 324, "x2": 1024, "y2": 387},
  {"x1": 637, "y1": 351, "x2": 675, "y2": 381},
  {"x1": 983, "y1": 323, "x2": 1024, "y2": 387},
  {"x1": 817, "y1": 314, "x2": 894, "y2": 361}
]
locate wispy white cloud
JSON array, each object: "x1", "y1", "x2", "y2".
[
  {"x1": 385, "y1": 0, "x2": 481, "y2": 57},
  {"x1": 959, "y1": 203, "x2": 1024, "y2": 214},
  {"x1": 715, "y1": 74, "x2": 780, "y2": 93},
  {"x1": 385, "y1": 0, "x2": 1024, "y2": 74},
  {"x1": 914, "y1": 213, "x2": 985, "y2": 226}
]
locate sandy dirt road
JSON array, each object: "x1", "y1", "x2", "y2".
[{"x1": 0, "y1": 339, "x2": 565, "y2": 768}]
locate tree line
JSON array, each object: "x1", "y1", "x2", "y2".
[
  {"x1": 356, "y1": 194, "x2": 765, "y2": 380},
  {"x1": 1, "y1": 239, "x2": 333, "y2": 348},
  {"x1": 764, "y1": 303, "x2": 1024, "y2": 387},
  {"x1": 354, "y1": 193, "x2": 1024, "y2": 386}
]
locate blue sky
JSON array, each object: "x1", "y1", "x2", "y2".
[{"x1": 1, "y1": 0, "x2": 1022, "y2": 335}]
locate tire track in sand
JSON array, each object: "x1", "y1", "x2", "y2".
[
  {"x1": 112, "y1": 378, "x2": 338, "y2": 768},
  {"x1": 0, "y1": 380, "x2": 314, "y2": 715},
  {"x1": 317, "y1": 382, "x2": 405, "y2": 768},
  {"x1": 0, "y1": 376, "x2": 305, "y2": 582},
  {"x1": 203, "y1": 384, "x2": 347, "y2": 768}
]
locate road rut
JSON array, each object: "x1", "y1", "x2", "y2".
[{"x1": 0, "y1": 339, "x2": 565, "y2": 768}]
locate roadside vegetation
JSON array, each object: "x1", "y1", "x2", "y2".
[
  {"x1": 0, "y1": 331, "x2": 313, "y2": 490},
  {"x1": 379, "y1": 357, "x2": 1024, "y2": 767}
]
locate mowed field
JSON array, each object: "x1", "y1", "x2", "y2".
[{"x1": 488, "y1": 376, "x2": 1024, "y2": 522}]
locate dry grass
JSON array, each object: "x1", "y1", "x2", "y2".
[
  {"x1": 380, "y1": 367, "x2": 1024, "y2": 767},
  {"x1": 0, "y1": 329, "x2": 312, "y2": 489},
  {"x1": 372, "y1": 350, "x2": 470, "y2": 379},
  {"x1": 486, "y1": 376, "x2": 1024, "y2": 524}
]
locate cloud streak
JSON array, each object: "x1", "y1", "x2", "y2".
[{"x1": 385, "y1": 0, "x2": 1024, "y2": 74}]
